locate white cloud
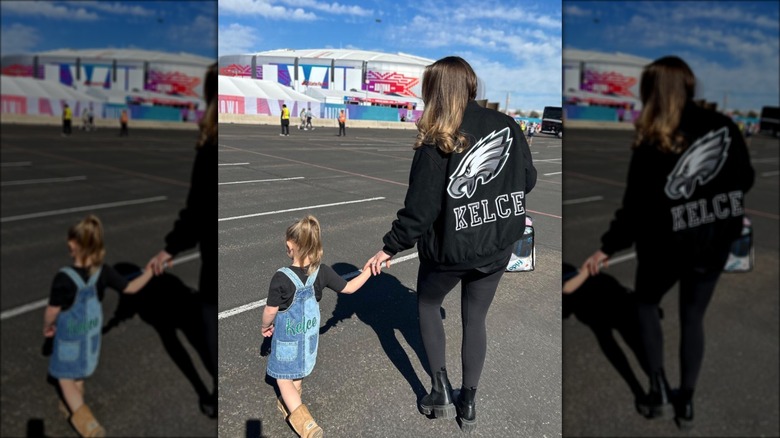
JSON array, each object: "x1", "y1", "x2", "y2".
[
  {"x1": 0, "y1": 1, "x2": 99, "y2": 20},
  {"x1": 218, "y1": 0, "x2": 317, "y2": 21},
  {"x1": 563, "y1": 5, "x2": 592, "y2": 18},
  {"x1": 69, "y1": 1, "x2": 155, "y2": 17},
  {"x1": 452, "y1": 5, "x2": 561, "y2": 28},
  {"x1": 279, "y1": 0, "x2": 372, "y2": 16},
  {"x1": 0, "y1": 23, "x2": 40, "y2": 55},
  {"x1": 219, "y1": 23, "x2": 261, "y2": 56}
]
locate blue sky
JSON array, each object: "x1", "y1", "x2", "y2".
[
  {"x1": 218, "y1": 0, "x2": 562, "y2": 113},
  {"x1": 563, "y1": 1, "x2": 780, "y2": 113},
  {"x1": 0, "y1": 1, "x2": 217, "y2": 60}
]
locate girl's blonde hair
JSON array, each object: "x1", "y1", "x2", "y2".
[
  {"x1": 286, "y1": 215, "x2": 323, "y2": 276},
  {"x1": 633, "y1": 56, "x2": 696, "y2": 153},
  {"x1": 414, "y1": 56, "x2": 477, "y2": 153},
  {"x1": 68, "y1": 214, "x2": 105, "y2": 274}
]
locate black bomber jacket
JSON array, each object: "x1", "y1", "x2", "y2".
[{"x1": 382, "y1": 100, "x2": 537, "y2": 269}]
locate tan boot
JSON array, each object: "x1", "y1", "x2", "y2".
[
  {"x1": 70, "y1": 404, "x2": 106, "y2": 437},
  {"x1": 277, "y1": 385, "x2": 303, "y2": 418},
  {"x1": 288, "y1": 404, "x2": 323, "y2": 438}
]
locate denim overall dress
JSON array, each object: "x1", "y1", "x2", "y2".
[
  {"x1": 266, "y1": 267, "x2": 320, "y2": 380},
  {"x1": 49, "y1": 267, "x2": 103, "y2": 379}
]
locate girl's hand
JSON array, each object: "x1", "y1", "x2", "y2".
[
  {"x1": 261, "y1": 325, "x2": 274, "y2": 337},
  {"x1": 43, "y1": 325, "x2": 56, "y2": 338},
  {"x1": 584, "y1": 250, "x2": 609, "y2": 276},
  {"x1": 149, "y1": 250, "x2": 173, "y2": 276},
  {"x1": 367, "y1": 250, "x2": 392, "y2": 276}
]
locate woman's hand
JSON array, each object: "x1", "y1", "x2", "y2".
[
  {"x1": 584, "y1": 250, "x2": 609, "y2": 276},
  {"x1": 149, "y1": 250, "x2": 173, "y2": 276},
  {"x1": 367, "y1": 251, "x2": 392, "y2": 276}
]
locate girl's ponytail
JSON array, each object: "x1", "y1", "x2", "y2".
[
  {"x1": 68, "y1": 214, "x2": 106, "y2": 274},
  {"x1": 286, "y1": 215, "x2": 324, "y2": 275}
]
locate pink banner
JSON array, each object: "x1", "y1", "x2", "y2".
[
  {"x1": 219, "y1": 95, "x2": 244, "y2": 114},
  {"x1": 1, "y1": 96, "x2": 27, "y2": 114}
]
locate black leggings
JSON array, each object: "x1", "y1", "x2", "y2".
[
  {"x1": 417, "y1": 263, "x2": 504, "y2": 389},
  {"x1": 634, "y1": 261, "x2": 723, "y2": 392}
]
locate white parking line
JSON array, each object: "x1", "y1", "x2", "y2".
[
  {"x1": 544, "y1": 172, "x2": 562, "y2": 176},
  {"x1": 563, "y1": 195, "x2": 604, "y2": 205},
  {"x1": 0, "y1": 251, "x2": 200, "y2": 321},
  {"x1": 219, "y1": 177, "x2": 304, "y2": 185},
  {"x1": 761, "y1": 170, "x2": 779, "y2": 177},
  {"x1": 218, "y1": 252, "x2": 419, "y2": 320},
  {"x1": 606, "y1": 252, "x2": 636, "y2": 266},
  {"x1": 534, "y1": 158, "x2": 562, "y2": 163},
  {"x1": 1, "y1": 176, "x2": 87, "y2": 187},
  {"x1": 0, "y1": 161, "x2": 32, "y2": 167},
  {"x1": 1, "y1": 196, "x2": 168, "y2": 223},
  {"x1": 219, "y1": 197, "x2": 385, "y2": 222},
  {"x1": 219, "y1": 163, "x2": 250, "y2": 166}
]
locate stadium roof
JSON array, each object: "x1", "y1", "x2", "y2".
[
  {"x1": 563, "y1": 49, "x2": 651, "y2": 67},
  {"x1": 218, "y1": 76, "x2": 319, "y2": 102},
  {"x1": 246, "y1": 49, "x2": 434, "y2": 66},
  {"x1": 30, "y1": 49, "x2": 214, "y2": 67},
  {"x1": 1, "y1": 75, "x2": 100, "y2": 101}
]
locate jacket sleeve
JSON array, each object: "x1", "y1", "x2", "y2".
[
  {"x1": 382, "y1": 146, "x2": 446, "y2": 256},
  {"x1": 164, "y1": 146, "x2": 207, "y2": 256},
  {"x1": 600, "y1": 149, "x2": 641, "y2": 256},
  {"x1": 516, "y1": 125, "x2": 537, "y2": 193}
]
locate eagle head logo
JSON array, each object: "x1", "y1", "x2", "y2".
[
  {"x1": 447, "y1": 127, "x2": 513, "y2": 199},
  {"x1": 664, "y1": 126, "x2": 731, "y2": 200}
]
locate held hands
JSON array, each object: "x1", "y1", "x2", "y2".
[
  {"x1": 367, "y1": 250, "x2": 392, "y2": 276},
  {"x1": 261, "y1": 324, "x2": 274, "y2": 338},
  {"x1": 584, "y1": 250, "x2": 609, "y2": 276},
  {"x1": 43, "y1": 324, "x2": 56, "y2": 338},
  {"x1": 149, "y1": 250, "x2": 173, "y2": 276}
]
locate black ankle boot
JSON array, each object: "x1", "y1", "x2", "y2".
[
  {"x1": 674, "y1": 388, "x2": 694, "y2": 430},
  {"x1": 419, "y1": 368, "x2": 456, "y2": 419},
  {"x1": 455, "y1": 386, "x2": 477, "y2": 432},
  {"x1": 637, "y1": 370, "x2": 673, "y2": 418}
]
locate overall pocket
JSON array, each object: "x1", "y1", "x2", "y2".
[
  {"x1": 57, "y1": 340, "x2": 81, "y2": 362},
  {"x1": 274, "y1": 341, "x2": 298, "y2": 361}
]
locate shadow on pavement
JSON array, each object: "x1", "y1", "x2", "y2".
[
  {"x1": 563, "y1": 262, "x2": 657, "y2": 402},
  {"x1": 103, "y1": 262, "x2": 216, "y2": 418},
  {"x1": 26, "y1": 419, "x2": 48, "y2": 438}
]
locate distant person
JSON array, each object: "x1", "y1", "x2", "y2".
[
  {"x1": 305, "y1": 108, "x2": 314, "y2": 130},
  {"x1": 119, "y1": 110, "x2": 129, "y2": 137},
  {"x1": 584, "y1": 56, "x2": 754, "y2": 430},
  {"x1": 262, "y1": 215, "x2": 372, "y2": 438},
  {"x1": 527, "y1": 121, "x2": 536, "y2": 146},
  {"x1": 281, "y1": 104, "x2": 290, "y2": 136},
  {"x1": 44, "y1": 215, "x2": 154, "y2": 437},
  {"x1": 87, "y1": 107, "x2": 95, "y2": 131},
  {"x1": 62, "y1": 104, "x2": 72, "y2": 136},
  {"x1": 148, "y1": 62, "x2": 218, "y2": 418},
  {"x1": 337, "y1": 109, "x2": 346, "y2": 136},
  {"x1": 81, "y1": 108, "x2": 90, "y2": 131},
  {"x1": 367, "y1": 56, "x2": 536, "y2": 432},
  {"x1": 299, "y1": 108, "x2": 306, "y2": 130}
]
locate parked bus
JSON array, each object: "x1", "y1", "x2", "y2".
[
  {"x1": 541, "y1": 106, "x2": 563, "y2": 138},
  {"x1": 759, "y1": 106, "x2": 780, "y2": 137}
]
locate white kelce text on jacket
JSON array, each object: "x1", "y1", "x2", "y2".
[
  {"x1": 448, "y1": 128, "x2": 524, "y2": 231},
  {"x1": 665, "y1": 126, "x2": 743, "y2": 231}
]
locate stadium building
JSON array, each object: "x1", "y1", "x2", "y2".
[
  {"x1": 218, "y1": 48, "x2": 485, "y2": 123},
  {"x1": 1, "y1": 48, "x2": 214, "y2": 122}
]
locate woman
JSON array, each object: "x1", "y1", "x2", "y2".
[
  {"x1": 368, "y1": 56, "x2": 537, "y2": 432},
  {"x1": 149, "y1": 62, "x2": 218, "y2": 419},
  {"x1": 584, "y1": 56, "x2": 754, "y2": 430}
]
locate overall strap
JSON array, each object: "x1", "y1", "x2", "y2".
[
  {"x1": 277, "y1": 267, "x2": 305, "y2": 289},
  {"x1": 304, "y1": 266, "x2": 320, "y2": 288},
  {"x1": 59, "y1": 267, "x2": 86, "y2": 290},
  {"x1": 86, "y1": 266, "x2": 103, "y2": 288}
]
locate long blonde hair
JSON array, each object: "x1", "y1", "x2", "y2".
[
  {"x1": 633, "y1": 56, "x2": 696, "y2": 153},
  {"x1": 68, "y1": 214, "x2": 105, "y2": 274},
  {"x1": 414, "y1": 56, "x2": 477, "y2": 153},
  {"x1": 286, "y1": 215, "x2": 323, "y2": 276},
  {"x1": 197, "y1": 63, "x2": 217, "y2": 149}
]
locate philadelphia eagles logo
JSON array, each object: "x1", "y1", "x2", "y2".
[
  {"x1": 447, "y1": 127, "x2": 513, "y2": 199},
  {"x1": 665, "y1": 126, "x2": 731, "y2": 200}
]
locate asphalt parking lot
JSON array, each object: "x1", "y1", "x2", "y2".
[
  {"x1": 562, "y1": 128, "x2": 779, "y2": 437},
  {"x1": 217, "y1": 123, "x2": 563, "y2": 437},
  {"x1": 1, "y1": 124, "x2": 216, "y2": 437}
]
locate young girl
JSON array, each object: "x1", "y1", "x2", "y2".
[
  {"x1": 262, "y1": 215, "x2": 372, "y2": 438},
  {"x1": 43, "y1": 215, "x2": 154, "y2": 437}
]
